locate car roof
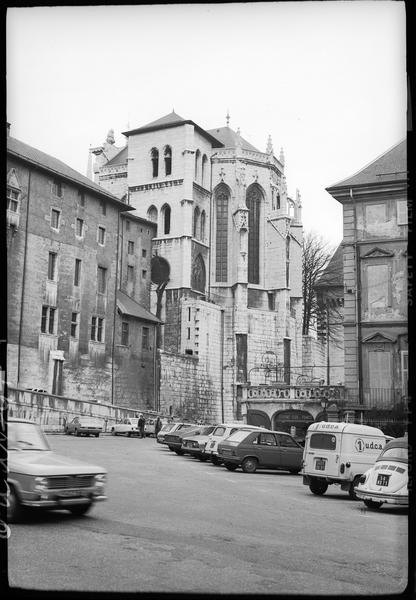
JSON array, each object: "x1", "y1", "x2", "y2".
[
  {"x1": 8, "y1": 418, "x2": 37, "y2": 424},
  {"x1": 307, "y1": 422, "x2": 385, "y2": 436},
  {"x1": 380, "y1": 437, "x2": 407, "y2": 451}
]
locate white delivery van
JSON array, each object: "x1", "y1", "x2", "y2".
[{"x1": 302, "y1": 422, "x2": 390, "y2": 499}]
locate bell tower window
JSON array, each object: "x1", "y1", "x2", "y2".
[
  {"x1": 164, "y1": 146, "x2": 172, "y2": 176},
  {"x1": 246, "y1": 185, "x2": 261, "y2": 284},
  {"x1": 151, "y1": 148, "x2": 159, "y2": 178},
  {"x1": 215, "y1": 185, "x2": 229, "y2": 282}
]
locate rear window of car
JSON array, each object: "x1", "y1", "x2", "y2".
[
  {"x1": 277, "y1": 434, "x2": 300, "y2": 448},
  {"x1": 226, "y1": 430, "x2": 252, "y2": 443},
  {"x1": 379, "y1": 447, "x2": 408, "y2": 461},
  {"x1": 310, "y1": 433, "x2": 337, "y2": 450},
  {"x1": 177, "y1": 424, "x2": 194, "y2": 430},
  {"x1": 212, "y1": 426, "x2": 226, "y2": 437}
]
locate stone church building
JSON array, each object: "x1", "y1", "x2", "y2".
[{"x1": 90, "y1": 112, "x2": 304, "y2": 426}]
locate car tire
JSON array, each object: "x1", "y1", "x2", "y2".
[
  {"x1": 95, "y1": 433, "x2": 99, "y2": 438},
  {"x1": 174, "y1": 449, "x2": 185, "y2": 456},
  {"x1": 75, "y1": 429, "x2": 81, "y2": 437},
  {"x1": 309, "y1": 478, "x2": 328, "y2": 495},
  {"x1": 241, "y1": 457, "x2": 258, "y2": 473},
  {"x1": 168, "y1": 446, "x2": 175, "y2": 452},
  {"x1": 348, "y1": 476, "x2": 361, "y2": 500},
  {"x1": 64, "y1": 427, "x2": 69, "y2": 435},
  {"x1": 111, "y1": 428, "x2": 115, "y2": 436},
  {"x1": 364, "y1": 499, "x2": 383, "y2": 510},
  {"x1": 211, "y1": 456, "x2": 222, "y2": 466},
  {"x1": 198, "y1": 455, "x2": 209, "y2": 462},
  {"x1": 127, "y1": 432, "x2": 131, "y2": 437},
  {"x1": 68, "y1": 503, "x2": 92, "y2": 517},
  {"x1": 224, "y1": 462, "x2": 238, "y2": 471},
  {"x1": 7, "y1": 485, "x2": 24, "y2": 523}
]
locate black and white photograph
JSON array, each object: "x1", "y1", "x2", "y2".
[{"x1": 4, "y1": 1, "x2": 410, "y2": 596}]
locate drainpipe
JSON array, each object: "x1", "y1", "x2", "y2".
[
  {"x1": 351, "y1": 189, "x2": 363, "y2": 406},
  {"x1": 208, "y1": 153, "x2": 217, "y2": 301},
  {"x1": 111, "y1": 211, "x2": 121, "y2": 405},
  {"x1": 17, "y1": 169, "x2": 32, "y2": 385},
  {"x1": 220, "y1": 308, "x2": 225, "y2": 422}
]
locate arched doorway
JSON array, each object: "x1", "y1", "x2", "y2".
[
  {"x1": 246, "y1": 410, "x2": 271, "y2": 430},
  {"x1": 273, "y1": 410, "x2": 314, "y2": 442}
]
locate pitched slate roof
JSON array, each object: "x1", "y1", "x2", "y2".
[
  {"x1": 106, "y1": 145, "x2": 128, "y2": 166},
  {"x1": 122, "y1": 111, "x2": 223, "y2": 147},
  {"x1": 7, "y1": 136, "x2": 132, "y2": 210},
  {"x1": 327, "y1": 140, "x2": 407, "y2": 189},
  {"x1": 116, "y1": 290, "x2": 160, "y2": 323},
  {"x1": 206, "y1": 126, "x2": 261, "y2": 152},
  {"x1": 315, "y1": 244, "x2": 344, "y2": 288}
]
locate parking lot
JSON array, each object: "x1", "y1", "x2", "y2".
[{"x1": 8, "y1": 433, "x2": 408, "y2": 595}]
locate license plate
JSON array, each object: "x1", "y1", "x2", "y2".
[
  {"x1": 58, "y1": 490, "x2": 84, "y2": 498},
  {"x1": 315, "y1": 458, "x2": 326, "y2": 471},
  {"x1": 376, "y1": 474, "x2": 390, "y2": 487}
]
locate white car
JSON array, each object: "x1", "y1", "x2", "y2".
[
  {"x1": 203, "y1": 423, "x2": 269, "y2": 465},
  {"x1": 110, "y1": 418, "x2": 139, "y2": 437}
]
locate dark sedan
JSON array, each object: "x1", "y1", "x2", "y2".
[
  {"x1": 218, "y1": 429, "x2": 303, "y2": 473},
  {"x1": 64, "y1": 416, "x2": 104, "y2": 437},
  {"x1": 164, "y1": 425, "x2": 208, "y2": 454}
]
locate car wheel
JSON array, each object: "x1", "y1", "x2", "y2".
[
  {"x1": 198, "y1": 455, "x2": 209, "y2": 462},
  {"x1": 211, "y1": 456, "x2": 222, "y2": 466},
  {"x1": 168, "y1": 446, "x2": 175, "y2": 452},
  {"x1": 75, "y1": 429, "x2": 81, "y2": 437},
  {"x1": 68, "y1": 503, "x2": 92, "y2": 517},
  {"x1": 224, "y1": 462, "x2": 238, "y2": 471},
  {"x1": 175, "y1": 449, "x2": 184, "y2": 456},
  {"x1": 111, "y1": 428, "x2": 115, "y2": 436},
  {"x1": 364, "y1": 499, "x2": 383, "y2": 510},
  {"x1": 95, "y1": 433, "x2": 99, "y2": 438},
  {"x1": 64, "y1": 427, "x2": 69, "y2": 435},
  {"x1": 348, "y1": 476, "x2": 361, "y2": 500},
  {"x1": 309, "y1": 478, "x2": 328, "y2": 495},
  {"x1": 241, "y1": 457, "x2": 258, "y2": 473},
  {"x1": 127, "y1": 432, "x2": 131, "y2": 437},
  {"x1": 7, "y1": 485, "x2": 24, "y2": 523}
]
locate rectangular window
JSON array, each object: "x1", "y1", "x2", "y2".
[
  {"x1": 127, "y1": 265, "x2": 134, "y2": 282},
  {"x1": 365, "y1": 203, "x2": 386, "y2": 225},
  {"x1": 126, "y1": 220, "x2": 130, "y2": 231},
  {"x1": 48, "y1": 252, "x2": 57, "y2": 280},
  {"x1": 78, "y1": 191, "x2": 85, "y2": 207},
  {"x1": 100, "y1": 200, "x2": 107, "y2": 216},
  {"x1": 52, "y1": 179, "x2": 63, "y2": 198},
  {"x1": 397, "y1": 200, "x2": 408, "y2": 225},
  {"x1": 70, "y1": 312, "x2": 79, "y2": 338},
  {"x1": 268, "y1": 292, "x2": 275, "y2": 311},
  {"x1": 368, "y1": 350, "x2": 392, "y2": 389},
  {"x1": 188, "y1": 307, "x2": 191, "y2": 321},
  {"x1": 121, "y1": 322, "x2": 129, "y2": 346},
  {"x1": 310, "y1": 433, "x2": 337, "y2": 450},
  {"x1": 142, "y1": 327, "x2": 149, "y2": 350},
  {"x1": 51, "y1": 209, "x2": 60, "y2": 230},
  {"x1": 97, "y1": 266, "x2": 107, "y2": 294},
  {"x1": 98, "y1": 226, "x2": 106, "y2": 245},
  {"x1": 142, "y1": 270, "x2": 147, "y2": 279},
  {"x1": 41, "y1": 306, "x2": 56, "y2": 335},
  {"x1": 142, "y1": 249, "x2": 147, "y2": 258},
  {"x1": 76, "y1": 218, "x2": 84, "y2": 237},
  {"x1": 128, "y1": 241, "x2": 134, "y2": 255},
  {"x1": 7, "y1": 188, "x2": 19, "y2": 212},
  {"x1": 91, "y1": 316, "x2": 104, "y2": 342},
  {"x1": 366, "y1": 264, "x2": 390, "y2": 309},
  {"x1": 74, "y1": 259, "x2": 81, "y2": 286}
]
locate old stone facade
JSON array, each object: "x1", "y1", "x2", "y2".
[
  {"x1": 7, "y1": 127, "x2": 159, "y2": 410},
  {"x1": 326, "y1": 140, "x2": 408, "y2": 434},
  {"x1": 91, "y1": 112, "x2": 305, "y2": 426}
]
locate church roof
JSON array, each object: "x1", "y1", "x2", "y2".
[
  {"x1": 315, "y1": 244, "x2": 344, "y2": 289},
  {"x1": 106, "y1": 145, "x2": 128, "y2": 166},
  {"x1": 207, "y1": 126, "x2": 261, "y2": 152},
  {"x1": 327, "y1": 139, "x2": 407, "y2": 189},
  {"x1": 122, "y1": 111, "x2": 224, "y2": 147},
  {"x1": 7, "y1": 135, "x2": 133, "y2": 211},
  {"x1": 116, "y1": 290, "x2": 160, "y2": 323}
]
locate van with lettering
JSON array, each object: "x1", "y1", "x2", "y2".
[{"x1": 301, "y1": 422, "x2": 391, "y2": 499}]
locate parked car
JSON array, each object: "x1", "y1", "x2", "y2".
[
  {"x1": 355, "y1": 437, "x2": 408, "y2": 509},
  {"x1": 111, "y1": 418, "x2": 139, "y2": 437},
  {"x1": 181, "y1": 426, "x2": 218, "y2": 460},
  {"x1": 203, "y1": 423, "x2": 269, "y2": 465},
  {"x1": 144, "y1": 418, "x2": 156, "y2": 437},
  {"x1": 159, "y1": 423, "x2": 196, "y2": 449},
  {"x1": 166, "y1": 425, "x2": 215, "y2": 455},
  {"x1": 301, "y1": 422, "x2": 391, "y2": 499},
  {"x1": 64, "y1": 416, "x2": 104, "y2": 437},
  {"x1": 156, "y1": 422, "x2": 176, "y2": 444},
  {"x1": 8, "y1": 418, "x2": 107, "y2": 522},
  {"x1": 218, "y1": 429, "x2": 304, "y2": 473}
]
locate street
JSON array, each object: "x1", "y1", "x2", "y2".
[{"x1": 8, "y1": 434, "x2": 408, "y2": 595}]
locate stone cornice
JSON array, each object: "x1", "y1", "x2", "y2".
[
  {"x1": 129, "y1": 179, "x2": 183, "y2": 193},
  {"x1": 193, "y1": 182, "x2": 212, "y2": 197}
]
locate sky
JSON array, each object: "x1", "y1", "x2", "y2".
[{"x1": 6, "y1": 2, "x2": 406, "y2": 248}]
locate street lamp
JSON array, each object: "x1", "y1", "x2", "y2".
[{"x1": 320, "y1": 399, "x2": 329, "y2": 422}]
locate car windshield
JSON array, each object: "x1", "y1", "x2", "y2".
[
  {"x1": 200, "y1": 426, "x2": 216, "y2": 435},
  {"x1": 379, "y1": 447, "x2": 408, "y2": 461},
  {"x1": 161, "y1": 423, "x2": 175, "y2": 432},
  {"x1": 8, "y1": 421, "x2": 50, "y2": 451},
  {"x1": 226, "y1": 430, "x2": 251, "y2": 443},
  {"x1": 79, "y1": 417, "x2": 102, "y2": 425},
  {"x1": 212, "y1": 427, "x2": 226, "y2": 437}
]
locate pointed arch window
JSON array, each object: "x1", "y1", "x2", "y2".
[
  {"x1": 286, "y1": 235, "x2": 290, "y2": 288},
  {"x1": 195, "y1": 149, "x2": 201, "y2": 181},
  {"x1": 201, "y1": 154, "x2": 208, "y2": 187},
  {"x1": 151, "y1": 148, "x2": 159, "y2": 178},
  {"x1": 191, "y1": 254, "x2": 206, "y2": 293},
  {"x1": 147, "y1": 206, "x2": 158, "y2": 235},
  {"x1": 193, "y1": 206, "x2": 200, "y2": 239},
  {"x1": 162, "y1": 204, "x2": 171, "y2": 235},
  {"x1": 215, "y1": 186, "x2": 229, "y2": 282},
  {"x1": 200, "y1": 210, "x2": 206, "y2": 242},
  {"x1": 246, "y1": 185, "x2": 262, "y2": 284},
  {"x1": 164, "y1": 145, "x2": 172, "y2": 176}
]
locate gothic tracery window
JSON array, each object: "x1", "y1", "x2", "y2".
[
  {"x1": 201, "y1": 154, "x2": 208, "y2": 187},
  {"x1": 246, "y1": 185, "x2": 262, "y2": 284},
  {"x1": 215, "y1": 186, "x2": 229, "y2": 282},
  {"x1": 195, "y1": 149, "x2": 201, "y2": 181},
  {"x1": 193, "y1": 206, "x2": 200, "y2": 239},
  {"x1": 151, "y1": 148, "x2": 159, "y2": 178},
  {"x1": 200, "y1": 210, "x2": 206, "y2": 242},
  {"x1": 164, "y1": 145, "x2": 172, "y2": 176},
  {"x1": 162, "y1": 204, "x2": 171, "y2": 235}
]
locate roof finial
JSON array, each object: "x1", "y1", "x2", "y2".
[
  {"x1": 106, "y1": 129, "x2": 115, "y2": 145},
  {"x1": 266, "y1": 134, "x2": 273, "y2": 154},
  {"x1": 226, "y1": 109, "x2": 230, "y2": 127}
]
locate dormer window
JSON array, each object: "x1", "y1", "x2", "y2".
[
  {"x1": 164, "y1": 146, "x2": 172, "y2": 176},
  {"x1": 7, "y1": 187, "x2": 19, "y2": 212},
  {"x1": 151, "y1": 148, "x2": 159, "y2": 178}
]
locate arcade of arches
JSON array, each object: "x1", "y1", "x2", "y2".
[{"x1": 246, "y1": 408, "x2": 328, "y2": 440}]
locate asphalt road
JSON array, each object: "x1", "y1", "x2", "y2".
[{"x1": 8, "y1": 434, "x2": 408, "y2": 595}]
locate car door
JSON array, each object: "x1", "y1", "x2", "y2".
[
  {"x1": 254, "y1": 432, "x2": 279, "y2": 467},
  {"x1": 276, "y1": 434, "x2": 302, "y2": 469}
]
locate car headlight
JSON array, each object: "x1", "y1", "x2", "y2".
[
  {"x1": 358, "y1": 473, "x2": 368, "y2": 485},
  {"x1": 34, "y1": 477, "x2": 49, "y2": 491},
  {"x1": 94, "y1": 473, "x2": 107, "y2": 488}
]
